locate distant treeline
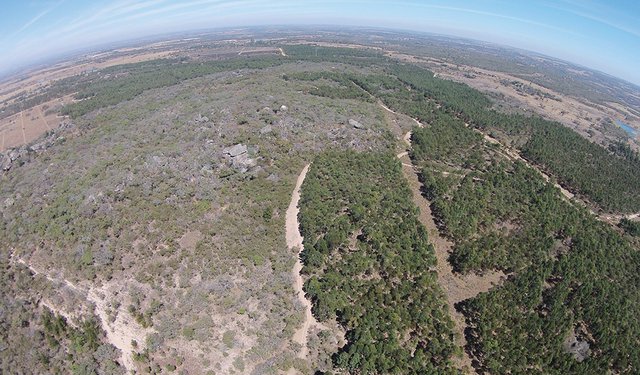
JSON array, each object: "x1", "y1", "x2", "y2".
[
  {"x1": 61, "y1": 57, "x2": 286, "y2": 118},
  {"x1": 379, "y1": 63, "x2": 640, "y2": 213}
]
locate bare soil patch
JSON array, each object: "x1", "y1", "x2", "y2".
[
  {"x1": 0, "y1": 94, "x2": 75, "y2": 151},
  {"x1": 0, "y1": 50, "x2": 176, "y2": 105},
  {"x1": 10, "y1": 254, "x2": 151, "y2": 373}
]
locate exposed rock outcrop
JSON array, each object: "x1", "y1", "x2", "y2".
[{"x1": 222, "y1": 143, "x2": 257, "y2": 173}]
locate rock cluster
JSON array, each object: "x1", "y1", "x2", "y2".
[
  {"x1": 223, "y1": 143, "x2": 257, "y2": 173},
  {"x1": 194, "y1": 113, "x2": 210, "y2": 123}
]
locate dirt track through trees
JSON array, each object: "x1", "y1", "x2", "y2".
[
  {"x1": 380, "y1": 103, "x2": 505, "y2": 374},
  {"x1": 286, "y1": 164, "x2": 321, "y2": 366}
]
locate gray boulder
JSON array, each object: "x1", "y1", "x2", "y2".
[
  {"x1": 231, "y1": 153, "x2": 257, "y2": 172},
  {"x1": 349, "y1": 119, "x2": 366, "y2": 129},
  {"x1": 223, "y1": 144, "x2": 248, "y2": 157},
  {"x1": 194, "y1": 113, "x2": 210, "y2": 123},
  {"x1": 0, "y1": 154, "x2": 10, "y2": 171}
]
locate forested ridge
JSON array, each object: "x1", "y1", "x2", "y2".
[
  {"x1": 286, "y1": 55, "x2": 640, "y2": 373},
  {"x1": 61, "y1": 57, "x2": 288, "y2": 118},
  {"x1": 296, "y1": 60, "x2": 640, "y2": 213},
  {"x1": 299, "y1": 151, "x2": 459, "y2": 374}
]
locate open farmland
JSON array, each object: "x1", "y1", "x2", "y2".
[{"x1": 0, "y1": 94, "x2": 75, "y2": 152}]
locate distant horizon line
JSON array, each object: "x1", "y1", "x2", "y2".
[{"x1": 2, "y1": 23, "x2": 640, "y2": 90}]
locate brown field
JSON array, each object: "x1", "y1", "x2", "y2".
[
  {"x1": 0, "y1": 50, "x2": 177, "y2": 105},
  {"x1": 0, "y1": 94, "x2": 75, "y2": 152},
  {"x1": 0, "y1": 47, "x2": 179, "y2": 152}
]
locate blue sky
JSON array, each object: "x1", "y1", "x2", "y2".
[{"x1": 1, "y1": 0, "x2": 639, "y2": 84}]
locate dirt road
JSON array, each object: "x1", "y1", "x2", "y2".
[
  {"x1": 397, "y1": 151, "x2": 505, "y2": 374},
  {"x1": 286, "y1": 164, "x2": 319, "y2": 363}
]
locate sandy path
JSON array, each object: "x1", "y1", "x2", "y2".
[
  {"x1": 478, "y1": 127, "x2": 637, "y2": 226},
  {"x1": 19, "y1": 111, "x2": 26, "y2": 144},
  {"x1": 286, "y1": 164, "x2": 319, "y2": 363},
  {"x1": 37, "y1": 106, "x2": 51, "y2": 131},
  {"x1": 480, "y1": 132, "x2": 575, "y2": 200},
  {"x1": 379, "y1": 101, "x2": 424, "y2": 128},
  {"x1": 86, "y1": 285, "x2": 149, "y2": 372}
]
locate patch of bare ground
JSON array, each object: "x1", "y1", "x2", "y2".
[
  {"x1": 86, "y1": 282, "x2": 153, "y2": 372},
  {"x1": 0, "y1": 94, "x2": 76, "y2": 152},
  {"x1": 9, "y1": 253, "x2": 150, "y2": 373},
  {"x1": 177, "y1": 230, "x2": 203, "y2": 252}
]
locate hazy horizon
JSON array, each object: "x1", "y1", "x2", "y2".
[{"x1": 1, "y1": 1, "x2": 639, "y2": 86}]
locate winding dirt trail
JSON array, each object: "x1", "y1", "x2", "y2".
[
  {"x1": 481, "y1": 132, "x2": 575, "y2": 200},
  {"x1": 286, "y1": 164, "x2": 319, "y2": 363},
  {"x1": 37, "y1": 106, "x2": 51, "y2": 131},
  {"x1": 379, "y1": 101, "x2": 424, "y2": 128},
  {"x1": 19, "y1": 111, "x2": 26, "y2": 143}
]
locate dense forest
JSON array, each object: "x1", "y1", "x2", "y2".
[
  {"x1": 410, "y1": 108, "x2": 640, "y2": 374},
  {"x1": 382, "y1": 63, "x2": 640, "y2": 213},
  {"x1": 299, "y1": 151, "x2": 458, "y2": 374}
]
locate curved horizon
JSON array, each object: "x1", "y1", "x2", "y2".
[{"x1": 1, "y1": 1, "x2": 639, "y2": 86}]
